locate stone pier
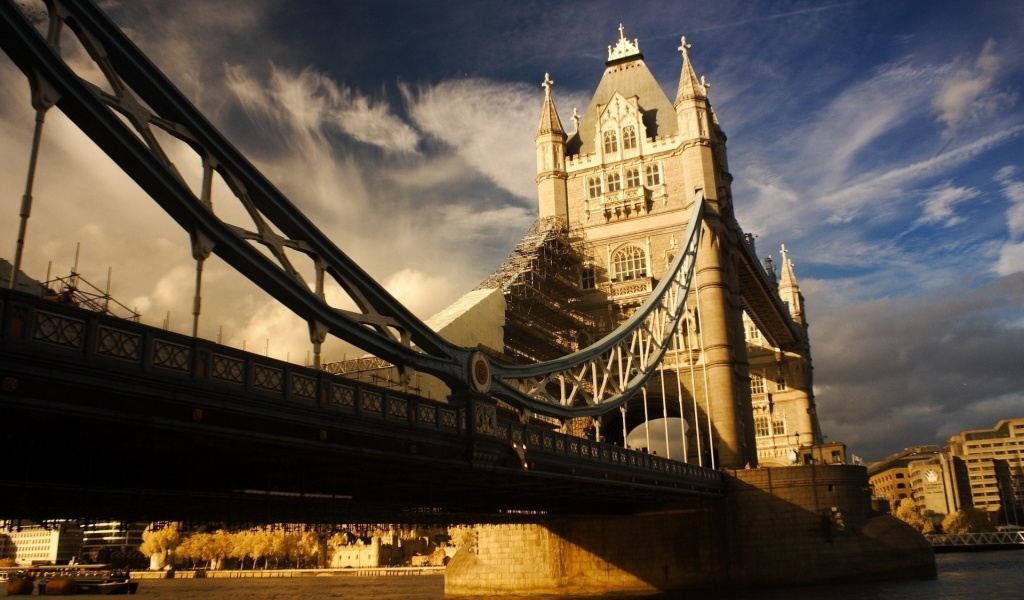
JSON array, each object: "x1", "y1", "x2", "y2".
[{"x1": 445, "y1": 465, "x2": 935, "y2": 596}]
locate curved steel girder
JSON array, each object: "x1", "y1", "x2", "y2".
[
  {"x1": 488, "y1": 197, "x2": 705, "y2": 419},
  {"x1": 0, "y1": 0, "x2": 468, "y2": 378},
  {"x1": 0, "y1": 0, "x2": 705, "y2": 421}
]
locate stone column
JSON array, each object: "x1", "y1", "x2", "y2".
[{"x1": 694, "y1": 215, "x2": 744, "y2": 467}]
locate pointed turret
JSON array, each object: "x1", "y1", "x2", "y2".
[
  {"x1": 674, "y1": 36, "x2": 707, "y2": 105},
  {"x1": 777, "y1": 244, "x2": 805, "y2": 326},
  {"x1": 535, "y1": 73, "x2": 568, "y2": 219},
  {"x1": 536, "y1": 72, "x2": 565, "y2": 137},
  {"x1": 673, "y1": 36, "x2": 712, "y2": 143}
]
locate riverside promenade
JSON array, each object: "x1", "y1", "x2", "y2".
[{"x1": 131, "y1": 567, "x2": 445, "y2": 580}]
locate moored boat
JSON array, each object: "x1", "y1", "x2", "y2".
[{"x1": 17, "y1": 564, "x2": 138, "y2": 595}]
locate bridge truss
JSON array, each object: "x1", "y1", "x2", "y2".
[{"x1": 0, "y1": 0, "x2": 705, "y2": 422}]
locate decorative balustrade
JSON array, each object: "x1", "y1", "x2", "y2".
[
  {"x1": 609, "y1": 277, "x2": 654, "y2": 301},
  {"x1": 0, "y1": 286, "x2": 724, "y2": 495},
  {"x1": 601, "y1": 186, "x2": 650, "y2": 217}
]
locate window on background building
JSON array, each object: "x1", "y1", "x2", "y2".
[
  {"x1": 755, "y1": 416, "x2": 770, "y2": 438},
  {"x1": 581, "y1": 266, "x2": 596, "y2": 290},
  {"x1": 622, "y1": 126, "x2": 637, "y2": 150},
  {"x1": 772, "y1": 415, "x2": 786, "y2": 435},
  {"x1": 625, "y1": 167, "x2": 640, "y2": 188},
  {"x1": 603, "y1": 130, "x2": 618, "y2": 153},
  {"x1": 750, "y1": 372, "x2": 765, "y2": 395},
  {"x1": 645, "y1": 164, "x2": 661, "y2": 186},
  {"x1": 746, "y1": 321, "x2": 760, "y2": 341},
  {"x1": 776, "y1": 376, "x2": 787, "y2": 391},
  {"x1": 607, "y1": 171, "x2": 622, "y2": 192},
  {"x1": 612, "y1": 245, "x2": 647, "y2": 281},
  {"x1": 588, "y1": 176, "x2": 602, "y2": 198}
]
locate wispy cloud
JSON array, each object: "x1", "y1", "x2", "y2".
[
  {"x1": 403, "y1": 78, "x2": 540, "y2": 201},
  {"x1": 933, "y1": 39, "x2": 1018, "y2": 135},
  {"x1": 912, "y1": 182, "x2": 979, "y2": 228}
]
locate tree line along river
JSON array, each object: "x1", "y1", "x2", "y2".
[{"x1": 128, "y1": 550, "x2": 1022, "y2": 599}]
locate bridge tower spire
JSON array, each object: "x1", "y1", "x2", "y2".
[
  {"x1": 535, "y1": 72, "x2": 568, "y2": 219},
  {"x1": 672, "y1": 36, "x2": 755, "y2": 467},
  {"x1": 777, "y1": 244, "x2": 804, "y2": 326}
]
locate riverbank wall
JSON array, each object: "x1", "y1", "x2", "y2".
[
  {"x1": 445, "y1": 465, "x2": 936, "y2": 596},
  {"x1": 131, "y1": 566, "x2": 444, "y2": 579}
]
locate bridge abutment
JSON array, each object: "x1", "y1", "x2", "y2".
[{"x1": 445, "y1": 465, "x2": 935, "y2": 596}]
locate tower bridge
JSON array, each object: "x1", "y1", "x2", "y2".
[{"x1": 0, "y1": 1, "x2": 935, "y2": 594}]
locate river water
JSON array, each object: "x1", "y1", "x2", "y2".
[{"x1": 130, "y1": 551, "x2": 1021, "y2": 599}]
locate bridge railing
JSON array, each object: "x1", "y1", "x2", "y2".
[
  {"x1": 925, "y1": 531, "x2": 1024, "y2": 547},
  {"x1": 1, "y1": 285, "x2": 724, "y2": 496}
]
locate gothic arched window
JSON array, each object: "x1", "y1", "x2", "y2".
[
  {"x1": 587, "y1": 176, "x2": 602, "y2": 198},
  {"x1": 603, "y1": 130, "x2": 618, "y2": 154},
  {"x1": 746, "y1": 321, "x2": 761, "y2": 341},
  {"x1": 581, "y1": 266, "x2": 596, "y2": 290},
  {"x1": 772, "y1": 414, "x2": 787, "y2": 435},
  {"x1": 645, "y1": 164, "x2": 661, "y2": 186},
  {"x1": 625, "y1": 167, "x2": 640, "y2": 188},
  {"x1": 612, "y1": 245, "x2": 647, "y2": 281},
  {"x1": 754, "y1": 416, "x2": 770, "y2": 438},
  {"x1": 607, "y1": 172, "x2": 621, "y2": 192},
  {"x1": 750, "y1": 372, "x2": 765, "y2": 395},
  {"x1": 622, "y1": 126, "x2": 637, "y2": 150}
]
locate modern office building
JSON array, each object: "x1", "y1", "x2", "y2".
[
  {"x1": 945, "y1": 418, "x2": 1024, "y2": 523},
  {"x1": 868, "y1": 446, "x2": 941, "y2": 510},
  {"x1": 0, "y1": 521, "x2": 83, "y2": 566}
]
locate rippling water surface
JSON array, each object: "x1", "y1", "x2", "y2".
[{"x1": 131, "y1": 550, "x2": 1023, "y2": 599}]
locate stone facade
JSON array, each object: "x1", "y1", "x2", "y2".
[{"x1": 529, "y1": 26, "x2": 820, "y2": 469}]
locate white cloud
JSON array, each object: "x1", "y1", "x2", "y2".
[
  {"x1": 230, "y1": 298, "x2": 311, "y2": 362},
  {"x1": 227, "y1": 64, "x2": 420, "y2": 155},
  {"x1": 382, "y1": 268, "x2": 456, "y2": 320},
  {"x1": 994, "y1": 242, "x2": 1024, "y2": 276},
  {"x1": 816, "y1": 125, "x2": 1024, "y2": 224},
  {"x1": 912, "y1": 182, "x2": 978, "y2": 228},
  {"x1": 404, "y1": 78, "x2": 539, "y2": 201},
  {"x1": 932, "y1": 39, "x2": 1012, "y2": 135},
  {"x1": 435, "y1": 204, "x2": 535, "y2": 243}
]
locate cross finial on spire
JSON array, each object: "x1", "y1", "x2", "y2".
[
  {"x1": 571, "y1": 107, "x2": 580, "y2": 132},
  {"x1": 780, "y1": 244, "x2": 789, "y2": 262},
  {"x1": 608, "y1": 24, "x2": 641, "y2": 61},
  {"x1": 542, "y1": 72, "x2": 554, "y2": 94},
  {"x1": 678, "y1": 36, "x2": 691, "y2": 56}
]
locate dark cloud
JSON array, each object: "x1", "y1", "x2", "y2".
[{"x1": 813, "y1": 273, "x2": 1024, "y2": 460}]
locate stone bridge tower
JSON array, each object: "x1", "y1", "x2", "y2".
[{"x1": 532, "y1": 26, "x2": 820, "y2": 468}]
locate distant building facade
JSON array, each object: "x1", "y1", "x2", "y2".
[
  {"x1": 945, "y1": 418, "x2": 1024, "y2": 523},
  {"x1": 868, "y1": 446, "x2": 941, "y2": 509},
  {"x1": 80, "y1": 521, "x2": 146, "y2": 561},
  {"x1": 0, "y1": 521, "x2": 82, "y2": 566},
  {"x1": 906, "y1": 453, "x2": 972, "y2": 516}
]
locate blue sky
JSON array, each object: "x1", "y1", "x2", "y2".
[{"x1": 1, "y1": 0, "x2": 1022, "y2": 461}]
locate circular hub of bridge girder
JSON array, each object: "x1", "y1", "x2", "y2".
[{"x1": 469, "y1": 351, "x2": 492, "y2": 394}]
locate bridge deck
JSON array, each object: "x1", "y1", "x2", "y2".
[{"x1": 0, "y1": 288, "x2": 722, "y2": 523}]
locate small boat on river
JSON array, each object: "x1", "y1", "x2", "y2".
[{"x1": 5, "y1": 564, "x2": 138, "y2": 595}]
